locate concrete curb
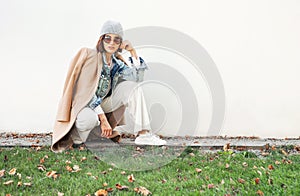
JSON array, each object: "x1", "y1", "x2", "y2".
[{"x1": 1, "y1": 132, "x2": 299, "y2": 149}]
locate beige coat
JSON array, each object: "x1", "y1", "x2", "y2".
[{"x1": 51, "y1": 47, "x2": 126, "y2": 152}]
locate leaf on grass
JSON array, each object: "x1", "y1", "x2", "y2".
[
  {"x1": 17, "y1": 181, "x2": 22, "y2": 187},
  {"x1": 17, "y1": 173, "x2": 21, "y2": 180},
  {"x1": 261, "y1": 152, "x2": 269, "y2": 156},
  {"x1": 161, "y1": 179, "x2": 167, "y2": 183},
  {"x1": 238, "y1": 178, "x2": 245, "y2": 184},
  {"x1": 189, "y1": 153, "x2": 195, "y2": 157},
  {"x1": 257, "y1": 170, "x2": 262, "y2": 176},
  {"x1": 103, "y1": 182, "x2": 108, "y2": 187},
  {"x1": 0, "y1": 169, "x2": 5, "y2": 178},
  {"x1": 73, "y1": 165, "x2": 81, "y2": 172},
  {"x1": 128, "y1": 174, "x2": 135, "y2": 183},
  {"x1": 81, "y1": 157, "x2": 87, "y2": 162},
  {"x1": 94, "y1": 189, "x2": 108, "y2": 196},
  {"x1": 106, "y1": 187, "x2": 113, "y2": 192},
  {"x1": 281, "y1": 149, "x2": 288, "y2": 156},
  {"x1": 221, "y1": 179, "x2": 225, "y2": 185},
  {"x1": 120, "y1": 171, "x2": 126, "y2": 175},
  {"x1": 8, "y1": 168, "x2": 16, "y2": 175},
  {"x1": 24, "y1": 182, "x2": 32, "y2": 187},
  {"x1": 223, "y1": 143, "x2": 230, "y2": 151},
  {"x1": 86, "y1": 172, "x2": 92, "y2": 176},
  {"x1": 225, "y1": 163, "x2": 230, "y2": 169},
  {"x1": 242, "y1": 162, "x2": 248, "y2": 167},
  {"x1": 108, "y1": 168, "x2": 113, "y2": 172},
  {"x1": 256, "y1": 190, "x2": 264, "y2": 195},
  {"x1": 255, "y1": 178, "x2": 260, "y2": 184},
  {"x1": 101, "y1": 171, "x2": 107, "y2": 175},
  {"x1": 268, "y1": 165, "x2": 274, "y2": 170},
  {"x1": 58, "y1": 192, "x2": 64, "y2": 196},
  {"x1": 195, "y1": 168, "x2": 202, "y2": 173},
  {"x1": 66, "y1": 166, "x2": 73, "y2": 172},
  {"x1": 40, "y1": 158, "x2": 45, "y2": 164},
  {"x1": 46, "y1": 171, "x2": 58, "y2": 180},
  {"x1": 65, "y1": 160, "x2": 72, "y2": 164},
  {"x1": 37, "y1": 165, "x2": 46, "y2": 171},
  {"x1": 275, "y1": 160, "x2": 281, "y2": 165},
  {"x1": 3, "y1": 180, "x2": 13, "y2": 185},
  {"x1": 115, "y1": 183, "x2": 129, "y2": 190},
  {"x1": 207, "y1": 184, "x2": 214, "y2": 189},
  {"x1": 134, "y1": 186, "x2": 152, "y2": 196},
  {"x1": 5, "y1": 194, "x2": 11, "y2": 196}
]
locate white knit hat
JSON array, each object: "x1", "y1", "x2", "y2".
[{"x1": 99, "y1": 20, "x2": 124, "y2": 38}]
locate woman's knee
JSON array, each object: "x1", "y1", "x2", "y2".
[{"x1": 75, "y1": 107, "x2": 99, "y2": 132}]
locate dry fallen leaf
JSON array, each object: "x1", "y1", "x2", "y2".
[
  {"x1": 8, "y1": 168, "x2": 16, "y2": 175},
  {"x1": 73, "y1": 165, "x2": 81, "y2": 172},
  {"x1": 66, "y1": 166, "x2": 73, "y2": 172},
  {"x1": 37, "y1": 165, "x2": 46, "y2": 171},
  {"x1": 106, "y1": 187, "x2": 113, "y2": 192},
  {"x1": 81, "y1": 157, "x2": 87, "y2": 162},
  {"x1": 128, "y1": 174, "x2": 135, "y2": 183},
  {"x1": 255, "y1": 178, "x2": 260, "y2": 184},
  {"x1": 161, "y1": 179, "x2": 167, "y2": 183},
  {"x1": 268, "y1": 165, "x2": 274, "y2": 170},
  {"x1": 65, "y1": 160, "x2": 72, "y2": 164},
  {"x1": 275, "y1": 160, "x2": 281, "y2": 165},
  {"x1": 0, "y1": 169, "x2": 5, "y2": 178},
  {"x1": 195, "y1": 168, "x2": 202, "y2": 173},
  {"x1": 256, "y1": 190, "x2": 264, "y2": 195},
  {"x1": 17, "y1": 173, "x2": 21, "y2": 180},
  {"x1": 223, "y1": 143, "x2": 230, "y2": 151},
  {"x1": 86, "y1": 172, "x2": 92, "y2": 176},
  {"x1": 189, "y1": 152, "x2": 195, "y2": 157},
  {"x1": 257, "y1": 170, "x2": 262, "y2": 176},
  {"x1": 24, "y1": 182, "x2": 32, "y2": 187},
  {"x1": 103, "y1": 182, "x2": 108, "y2": 187},
  {"x1": 46, "y1": 171, "x2": 57, "y2": 178},
  {"x1": 134, "y1": 186, "x2": 152, "y2": 196},
  {"x1": 17, "y1": 181, "x2": 22, "y2": 187},
  {"x1": 94, "y1": 189, "x2": 108, "y2": 196},
  {"x1": 58, "y1": 191, "x2": 64, "y2": 196},
  {"x1": 221, "y1": 179, "x2": 225, "y2": 185},
  {"x1": 242, "y1": 162, "x2": 248, "y2": 167},
  {"x1": 238, "y1": 178, "x2": 245, "y2": 184},
  {"x1": 115, "y1": 183, "x2": 129, "y2": 190},
  {"x1": 281, "y1": 149, "x2": 288, "y2": 156},
  {"x1": 40, "y1": 158, "x2": 45, "y2": 164},
  {"x1": 3, "y1": 180, "x2": 13, "y2": 185},
  {"x1": 207, "y1": 184, "x2": 214, "y2": 189},
  {"x1": 225, "y1": 163, "x2": 230, "y2": 169},
  {"x1": 120, "y1": 171, "x2": 126, "y2": 175}
]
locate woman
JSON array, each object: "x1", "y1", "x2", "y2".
[{"x1": 51, "y1": 20, "x2": 166, "y2": 152}]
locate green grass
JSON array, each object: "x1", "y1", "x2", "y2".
[{"x1": 0, "y1": 146, "x2": 299, "y2": 195}]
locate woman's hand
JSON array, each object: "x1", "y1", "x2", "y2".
[
  {"x1": 121, "y1": 40, "x2": 138, "y2": 60},
  {"x1": 98, "y1": 114, "x2": 112, "y2": 138}
]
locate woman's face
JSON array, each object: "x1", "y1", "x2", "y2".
[{"x1": 102, "y1": 34, "x2": 122, "y2": 54}]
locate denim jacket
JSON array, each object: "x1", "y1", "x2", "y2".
[{"x1": 87, "y1": 54, "x2": 148, "y2": 111}]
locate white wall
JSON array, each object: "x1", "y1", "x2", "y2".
[{"x1": 0, "y1": 0, "x2": 299, "y2": 138}]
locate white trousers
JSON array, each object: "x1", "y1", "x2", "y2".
[{"x1": 70, "y1": 81, "x2": 151, "y2": 144}]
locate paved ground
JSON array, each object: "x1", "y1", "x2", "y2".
[{"x1": 1, "y1": 132, "x2": 299, "y2": 150}]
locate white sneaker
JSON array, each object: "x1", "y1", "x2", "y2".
[{"x1": 135, "y1": 133, "x2": 167, "y2": 146}]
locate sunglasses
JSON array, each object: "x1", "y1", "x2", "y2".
[{"x1": 103, "y1": 35, "x2": 122, "y2": 45}]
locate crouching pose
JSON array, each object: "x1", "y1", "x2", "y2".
[{"x1": 51, "y1": 20, "x2": 166, "y2": 152}]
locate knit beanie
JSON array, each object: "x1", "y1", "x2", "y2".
[{"x1": 99, "y1": 20, "x2": 124, "y2": 38}]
